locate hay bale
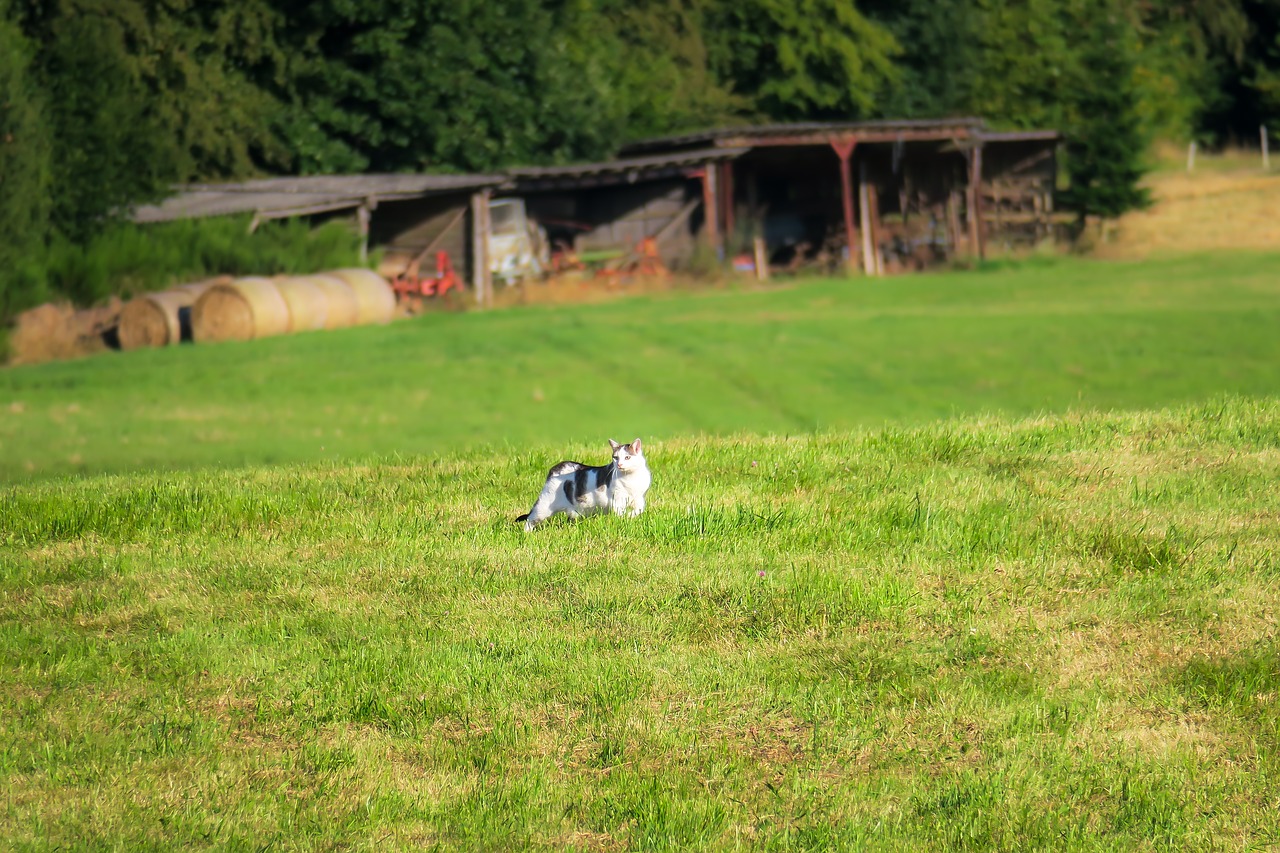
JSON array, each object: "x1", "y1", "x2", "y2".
[
  {"x1": 117, "y1": 278, "x2": 225, "y2": 349},
  {"x1": 191, "y1": 277, "x2": 291, "y2": 343},
  {"x1": 274, "y1": 277, "x2": 330, "y2": 333},
  {"x1": 303, "y1": 274, "x2": 360, "y2": 330},
  {"x1": 8, "y1": 299, "x2": 120, "y2": 365},
  {"x1": 328, "y1": 268, "x2": 396, "y2": 326}
]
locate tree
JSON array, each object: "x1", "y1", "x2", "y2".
[
  {"x1": 33, "y1": 5, "x2": 176, "y2": 240},
  {"x1": 269, "y1": 0, "x2": 629, "y2": 174},
  {"x1": 702, "y1": 0, "x2": 900, "y2": 120},
  {"x1": 862, "y1": 0, "x2": 983, "y2": 119},
  {"x1": 1059, "y1": 2, "x2": 1151, "y2": 221},
  {"x1": 581, "y1": 0, "x2": 749, "y2": 143},
  {"x1": 0, "y1": 0, "x2": 51, "y2": 319}
]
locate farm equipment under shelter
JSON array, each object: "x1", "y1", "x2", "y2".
[{"x1": 390, "y1": 250, "x2": 461, "y2": 309}]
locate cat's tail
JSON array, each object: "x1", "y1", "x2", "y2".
[{"x1": 515, "y1": 513, "x2": 530, "y2": 522}]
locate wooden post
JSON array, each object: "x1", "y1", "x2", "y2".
[
  {"x1": 1187, "y1": 141, "x2": 1197, "y2": 173},
  {"x1": 1263, "y1": 126, "x2": 1270, "y2": 171},
  {"x1": 356, "y1": 202, "x2": 372, "y2": 263},
  {"x1": 720, "y1": 160, "x2": 735, "y2": 246},
  {"x1": 868, "y1": 180, "x2": 883, "y2": 275},
  {"x1": 753, "y1": 236, "x2": 769, "y2": 281},
  {"x1": 945, "y1": 190, "x2": 961, "y2": 257},
  {"x1": 470, "y1": 190, "x2": 492, "y2": 308},
  {"x1": 967, "y1": 146, "x2": 985, "y2": 260},
  {"x1": 831, "y1": 139, "x2": 857, "y2": 273},
  {"x1": 699, "y1": 167, "x2": 719, "y2": 253},
  {"x1": 859, "y1": 160, "x2": 877, "y2": 276}
]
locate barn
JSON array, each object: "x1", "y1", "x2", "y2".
[
  {"x1": 132, "y1": 118, "x2": 1061, "y2": 298},
  {"x1": 618, "y1": 118, "x2": 1062, "y2": 273}
]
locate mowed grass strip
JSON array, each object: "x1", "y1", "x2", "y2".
[
  {"x1": 2, "y1": 398, "x2": 1278, "y2": 849},
  {"x1": 3, "y1": 251, "x2": 1280, "y2": 481}
]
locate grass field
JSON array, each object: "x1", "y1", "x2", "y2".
[
  {"x1": 1099, "y1": 144, "x2": 1280, "y2": 259},
  {"x1": 2, "y1": 252, "x2": 1280, "y2": 483},
  {"x1": 3, "y1": 253, "x2": 1279, "y2": 849},
  {"x1": 2, "y1": 399, "x2": 1278, "y2": 849}
]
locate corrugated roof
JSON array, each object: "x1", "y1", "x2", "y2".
[
  {"x1": 508, "y1": 146, "x2": 745, "y2": 180},
  {"x1": 132, "y1": 173, "x2": 505, "y2": 224},
  {"x1": 505, "y1": 147, "x2": 747, "y2": 190},
  {"x1": 977, "y1": 129, "x2": 1062, "y2": 143},
  {"x1": 621, "y1": 118, "x2": 992, "y2": 153}
]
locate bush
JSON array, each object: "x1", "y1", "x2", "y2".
[{"x1": 36, "y1": 215, "x2": 368, "y2": 306}]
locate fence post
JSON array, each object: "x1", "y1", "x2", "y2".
[
  {"x1": 1263, "y1": 125, "x2": 1270, "y2": 171},
  {"x1": 1187, "y1": 141, "x2": 1196, "y2": 173}
]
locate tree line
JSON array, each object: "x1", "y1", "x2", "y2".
[{"x1": 2, "y1": 0, "x2": 1279, "y2": 317}]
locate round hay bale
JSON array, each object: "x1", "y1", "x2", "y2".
[
  {"x1": 117, "y1": 278, "x2": 225, "y2": 349},
  {"x1": 274, "y1": 277, "x2": 330, "y2": 333},
  {"x1": 328, "y1": 268, "x2": 396, "y2": 326},
  {"x1": 303, "y1": 274, "x2": 360, "y2": 330},
  {"x1": 191, "y1": 277, "x2": 291, "y2": 343}
]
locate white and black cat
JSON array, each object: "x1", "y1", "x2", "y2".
[{"x1": 517, "y1": 439, "x2": 650, "y2": 531}]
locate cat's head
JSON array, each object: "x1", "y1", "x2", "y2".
[{"x1": 608, "y1": 438, "x2": 644, "y2": 471}]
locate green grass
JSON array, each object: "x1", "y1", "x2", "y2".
[
  {"x1": 3, "y1": 253, "x2": 1280, "y2": 847},
  {"x1": 2, "y1": 398, "x2": 1278, "y2": 849},
  {"x1": 2, "y1": 252, "x2": 1279, "y2": 483}
]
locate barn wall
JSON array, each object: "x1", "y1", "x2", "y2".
[
  {"x1": 980, "y1": 140, "x2": 1059, "y2": 247},
  {"x1": 369, "y1": 194, "x2": 472, "y2": 280},
  {"x1": 519, "y1": 179, "x2": 701, "y2": 267}
]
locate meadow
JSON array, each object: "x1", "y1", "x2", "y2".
[
  {"x1": 2, "y1": 253, "x2": 1280, "y2": 849},
  {"x1": 2, "y1": 252, "x2": 1280, "y2": 483},
  {"x1": 2, "y1": 399, "x2": 1278, "y2": 849}
]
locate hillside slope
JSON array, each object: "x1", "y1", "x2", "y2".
[
  {"x1": 3, "y1": 252, "x2": 1279, "y2": 482},
  {"x1": 1098, "y1": 161, "x2": 1280, "y2": 258},
  {"x1": 2, "y1": 400, "x2": 1278, "y2": 849}
]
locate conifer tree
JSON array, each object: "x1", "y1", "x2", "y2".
[{"x1": 1060, "y1": 3, "x2": 1151, "y2": 221}]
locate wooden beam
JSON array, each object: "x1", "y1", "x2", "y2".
[
  {"x1": 356, "y1": 202, "x2": 372, "y2": 263},
  {"x1": 968, "y1": 145, "x2": 986, "y2": 260},
  {"x1": 945, "y1": 190, "x2": 961, "y2": 258},
  {"x1": 720, "y1": 160, "x2": 735, "y2": 244},
  {"x1": 718, "y1": 126, "x2": 980, "y2": 149},
  {"x1": 831, "y1": 140, "x2": 857, "y2": 273},
  {"x1": 470, "y1": 190, "x2": 492, "y2": 308},
  {"x1": 859, "y1": 160, "x2": 876, "y2": 276},
  {"x1": 651, "y1": 198, "x2": 702, "y2": 245},
  {"x1": 868, "y1": 180, "x2": 883, "y2": 276},
  {"x1": 699, "y1": 167, "x2": 719, "y2": 250}
]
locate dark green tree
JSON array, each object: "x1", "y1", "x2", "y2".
[
  {"x1": 0, "y1": 0, "x2": 51, "y2": 319},
  {"x1": 1059, "y1": 2, "x2": 1151, "y2": 221},
  {"x1": 271, "y1": 0, "x2": 625, "y2": 173},
  {"x1": 22, "y1": 1, "x2": 176, "y2": 240},
  {"x1": 584, "y1": 0, "x2": 748, "y2": 142},
  {"x1": 702, "y1": 0, "x2": 900, "y2": 120},
  {"x1": 862, "y1": 0, "x2": 982, "y2": 119}
]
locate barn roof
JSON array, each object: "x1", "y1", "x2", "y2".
[
  {"x1": 616, "y1": 117, "x2": 988, "y2": 153},
  {"x1": 132, "y1": 173, "x2": 505, "y2": 224},
  {"x1": 131, "y1": 121, "x2": 1061, "y2": 226},
  {"x1": 506, "y1": 147, "x2": 747, "y2": 190}
]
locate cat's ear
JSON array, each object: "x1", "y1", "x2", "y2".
[
  {"x1": 630, "y1": 438, "x2": 642, "y2": 453},
  {"x1": 608, "y1": 439, "x2": 621, "y2": 451}
]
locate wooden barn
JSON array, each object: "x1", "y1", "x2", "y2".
[
  {"x1": 131, "y1": 172, "x2": 505, "y2": 283},
  {"x1": 131, "y1": 118, "x2": 1061, "y2": 300},
  {"x1": 619, "y1": 118, "x2": 1062, "y2": 274}
]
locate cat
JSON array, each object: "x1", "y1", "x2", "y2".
[{"x1": 517, "y1": 438, "x2": 650, "y2": 531}]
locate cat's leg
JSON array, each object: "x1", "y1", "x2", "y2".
[
  {"x1": 523, "y1": 481, "x2": 563, "y2": 531},
  {"x1": 608, "y1": 485, "x2": 628, "y2": 516},
  {"x1": 627, "y1": 493, "x2": 645, "y2": 517}
]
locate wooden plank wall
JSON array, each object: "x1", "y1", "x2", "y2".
[{"x1": 370, "y1": 195, "x2": 472, "y2": 280}]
